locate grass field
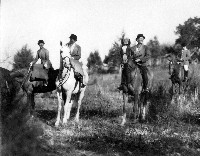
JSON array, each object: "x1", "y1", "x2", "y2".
[{"x1": 2, "y1": 66, "x2": 200, "y2": 156}]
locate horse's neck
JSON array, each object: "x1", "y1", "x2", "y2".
[{"x1": 127, "y1": 58, "x2": 136, "y2": 69}]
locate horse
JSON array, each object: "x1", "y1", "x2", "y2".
[
  {"x1": 54, "y1": 42, "x2": 88, "y2": 127},
  {"x1": 167, "y1": 53, "x2": 195, "y2": 94},
  {"x1": 120, "y1": 39, "x2": 153, "y2": 126},
  {"x1": 10, "y1": 64, "x2": 59, "y2": 116}
]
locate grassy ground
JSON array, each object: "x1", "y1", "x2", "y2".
[
  {"x1": 24, "y1": 66, "x2": 200, "y2": 156},
  {"x1": 3, "y1": 66, "x2": 200, "y2": 155}
]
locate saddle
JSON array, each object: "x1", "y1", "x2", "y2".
[
  {"x1": 70, "y1": 58, "x2": 84, "y2": 74},
  {"x1": 30, "y1": 64, "x2": 48, "y2": 82}
]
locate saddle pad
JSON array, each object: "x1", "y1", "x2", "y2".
[
  {"x1": 70, "y1": 58, "x2": 84, "y2": 76},
  {"x1": 30, "y1": 64, "x2": 48, "y2": 81}
]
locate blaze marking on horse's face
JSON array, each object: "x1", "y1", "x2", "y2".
[
  {"x1": 122, "y1": 45, "x2": 128, "y2": 63},
  {"x1": 63, "y1": 57, "x2": 70, "y2": 68}
]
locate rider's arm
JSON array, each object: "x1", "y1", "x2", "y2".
[
  {"x1": 45, "y1": 49, "x2": 50, "y2": 60},
  {"x1": 32, "y1": 51, "x2": 39, "y2": 65},
  {"x1": 140, "y1": 45, "x2": 151, "y2": 63}
]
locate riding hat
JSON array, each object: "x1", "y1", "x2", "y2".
[
  {"x1": 69, "y1": 34, "x2": 77, "y2": 41},
  {"x1": 136, "y1": 34, "x2": 145, "y2": 41},
  {"x1": 38, "y1": 40, "x2": 45, "y2": 45}
]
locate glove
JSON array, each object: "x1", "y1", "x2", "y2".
[{"x1": 135, "y1": 59, "x2": 141, "y2": 62}]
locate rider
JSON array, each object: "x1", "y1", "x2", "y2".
[
  {"x1": 132, "y1": 34, "x2": 151, "y2": 92},
  {"x1": 61, "y1": 34, "x2": 87, "y2": 88},
  {"x1": 117, "y1": 34, "x2": 151, "y2": 92},
  {"x1": 180, "y1": 43, "x2": 191, "y2": 81},
  {"x1": 30, "y1": 40, "x2": 52, "y2": 86}
]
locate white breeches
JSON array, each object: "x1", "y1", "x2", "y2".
[
  {"x1": 79, "y1": 59, "x2": 89, "y2": 85},
  {"x1": 184, "y1": 65, "x2": 189, "y2": 71}
]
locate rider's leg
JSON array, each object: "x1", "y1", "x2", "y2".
[
  {"x1": 139, "y1": 65, "x2": 149, "y2": 92},
  {"x1": 81, "y1": 64, "x2": 88, "y2": 88}
]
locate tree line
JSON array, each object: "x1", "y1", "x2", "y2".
[{"x1": 9, "y1": 16, "x2": 200, "y2": 72}]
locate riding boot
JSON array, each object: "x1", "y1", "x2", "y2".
[
  {"x1": 184, "y1": 70, "x2": 188, "y2": 81},
  {"x1": 80, "y1": 76, "x2": 85, "y2": 88},
  {"x1": 140, "y1": 66, "x2": 149, "y2": 92}
]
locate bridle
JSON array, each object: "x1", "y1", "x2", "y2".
[
  {"x1": 57, "y1": 56, "x2": 72, "y2": 88},
  {"x1": 121, "y1": 44, "x2": 131, "y2": 64}
]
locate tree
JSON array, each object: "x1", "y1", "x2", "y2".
[
  {"x1": 87, "y1": 50, "x2": 103, "y2": 70},
  {"x1": 13, "y1": 45, "x2": 34, "y2": 70},
  {"x1": 175, "y1": 17, "x2": 200, "y2": 49},
  {"x1": 103, "y1": 31, "x2": 126, "y2": 67},
  {"x1": 147, "y1": 36, "x2": 162, "y2": 58}
]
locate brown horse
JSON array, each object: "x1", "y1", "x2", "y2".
[
  {"x1": 167, "y1": 53, "x2": 195, "y2": 94},
  {"x1": 11, "y1": 65, "x2": 59, "y2": 115},
  {"x1": 120, "y1": 39, "x2": 153, "y2": 126}
]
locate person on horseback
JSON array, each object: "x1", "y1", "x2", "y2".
[
  {"x1": 118, "y1": 34, "x2": 151, "y2": 92},
  {"x1": 60, "y1": 34, "x2": 87, "y2": 88},
  {"x1": 132, "y1": 34, "x2": 151, "y2": 92},
  {"x1": 180, "y1": 43, "x2": 191, "y2": 81},
  {"x1": 30, "y1": 40, "x2": 53, "y2": 86}
]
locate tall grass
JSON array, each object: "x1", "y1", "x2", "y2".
[{"x1": 1, "y1": 88, "x2": 45, "y2": 155}]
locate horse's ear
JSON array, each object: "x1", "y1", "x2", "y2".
[
  {"x1": 121, "y1": 39, "x2": 124, "y2": 46},
  {"x1": 128, "y1": 39, "x2": 131, "y2": 45}
]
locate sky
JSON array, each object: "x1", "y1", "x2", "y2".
[{"x1": 1, "y1": 0, "x2": 200, "y2": 69}]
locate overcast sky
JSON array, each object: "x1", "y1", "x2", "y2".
[{"x1": 1, "y1": 0, "x2": 200, "y2": 69}]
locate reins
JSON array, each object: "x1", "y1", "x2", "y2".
[{"x1": 57, "y1": 56, "x2": 72, "y2": 88}]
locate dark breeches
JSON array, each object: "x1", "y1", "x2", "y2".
[{"x1": 138, "y1": 65, "x2": 148, "y2": 90}]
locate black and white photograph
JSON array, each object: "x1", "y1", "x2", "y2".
[{"x1": 1, "y1": 0, "x2": 200, "y2": 155}]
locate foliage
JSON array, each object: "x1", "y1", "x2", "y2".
[
  {"x1": 175, "y1": 16, "x2": 200, "y2": 49},
  {"x1": 103, "y1": 31, "x2": 126, "y2": 67},
  {"x1": 87, "y1": 50, "x2": 103, "y2": 70},
  {"x1": 13, "y1": 44, "x2": 34, "y2": 71},
  {"x1": 147, "y1": 36, "x2": 162, "y2": 58}
]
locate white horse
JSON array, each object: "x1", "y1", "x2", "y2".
[{"x1": 55, "y1": 44, "x2": 88, "y2": 127}]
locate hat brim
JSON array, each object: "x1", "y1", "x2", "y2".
[
  {"x1": 136, "y1": 36, "x2": 145, "y2": 41},
  {"x1": 38, "y1": 42, "x2": 45, "y2": 45}
]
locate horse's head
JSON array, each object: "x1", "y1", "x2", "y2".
[
  {"x1": 121, "y1": 38, "x2": 131, "y2": 64},
  {"x1": 60, "y1": 44, "x2": 72, "y2": 70}
]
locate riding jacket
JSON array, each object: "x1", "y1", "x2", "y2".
[
  {"x1": 181, "y1": 49, "x2": 191, "y2": 65},
  {"x1": 131, "y1": 44, "x2": 151, "y2": 66}
]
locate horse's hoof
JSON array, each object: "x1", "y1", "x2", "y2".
[{"x1": 74, "y1": 118, "x2": 79, "y2": 123}]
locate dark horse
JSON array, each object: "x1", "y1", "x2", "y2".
[
  {"x1": 11, "y1": 64, "x2": 59, "y2": 115},
  {"x1": 120, "y1": 39, "x2": 153, "y2": 126},
  {"x1": 167, "y1": 53, "x2": 194, "y2": 94}
]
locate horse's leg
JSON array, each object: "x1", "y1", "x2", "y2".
[
  {"x1": 28, "y1": 92, "x2": 35, "y2": 117},
  {"x1": 75, "y1": 89, "x2": 85, "y2": 122},
  {"x1": 121, "y1": 92, "x2": 128, "y2": 126},
  {"x1": 55, "y1": 89, "x2": 63, "y2": 127},
  {"x1": 142, "y1": 92, "x2": 149, "y2": 121},
  {"x1": 63, "y1": 91, "x2": 73, "y2": 124},
  {"x1": 133, "y1": 92, "x2": 139, "y2": 122}
]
